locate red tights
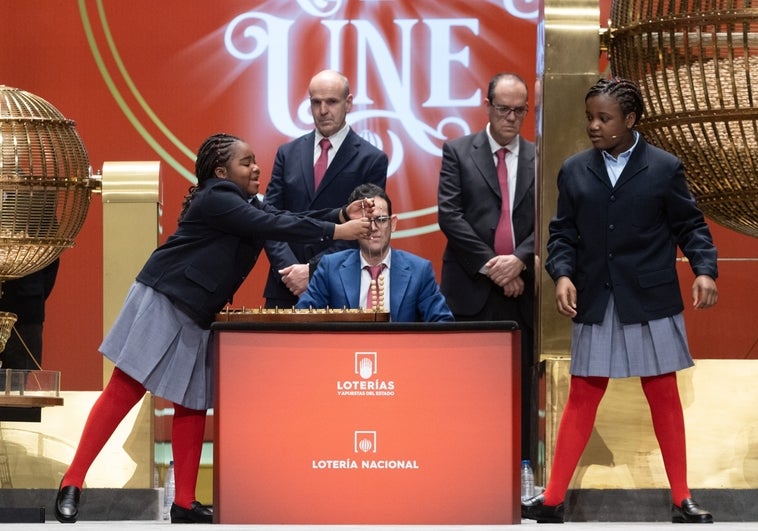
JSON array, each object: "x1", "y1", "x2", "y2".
[
  {"x1": 61, "y1": 367, "x2": 207, "y2": 509},
  {"x1": 541, "y1": 373, "x2": 690, "y2": 506}
]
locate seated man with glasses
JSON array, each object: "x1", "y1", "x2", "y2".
[{"x1": 296, "y1": 183, "x2": 453, "y2": 322}]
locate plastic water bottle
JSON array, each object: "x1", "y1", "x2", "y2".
[
  {"x1": 520, "y1": 459, "x2": 534, "y2": 500},
  {"x1": 163, "y1": 460, "x2": 175, "y2": 520}
]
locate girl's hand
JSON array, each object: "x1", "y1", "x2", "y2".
[
  {"x1": 343, "y1": 198, "x2": 375, "y2": 221},
  {"x1": 555, "y1": 276, "x2": 577, "y2": 317},
  {"x1": 692, "y1": 275, "x2": 718, "y2": 309},
  {"x1": 334, "y1": 218, "x2": 371, "y2": 240}
]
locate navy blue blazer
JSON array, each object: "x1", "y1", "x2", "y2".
[
  {"x1": 545, "y1": 136, "x2": 718, "y2": 324},
  {"x1": 296, "y1": 248, "x2": 454, "y2": 322},
  {"x1": 437, "y1": 131, "x2": 535, "y2": 317},
  {"x1": 263, "y1": 127, "x2": 388, "y2": 303},
  {"x1": 137, "y1": 178, "x2": 339, "y2": 327}
]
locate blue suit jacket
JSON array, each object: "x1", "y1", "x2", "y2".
[
  {"x1": 296, "y1": 248, "x2": 454, "y2": 323},
  {"x1": 263, "y1": 128, "x2": 388, "y2": 304}
]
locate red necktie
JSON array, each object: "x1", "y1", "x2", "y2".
[
  {"x1": 314, "y1": 137, "x2": 332, "y2": 191},
  {"x1": 364, "y1": 264, "x2": 385, "y2": 309},
  {"x1": 494, "y1": 147, "x2": 514, "y2": 255}
]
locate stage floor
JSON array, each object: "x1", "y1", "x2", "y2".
[{"x1": 3, "y1": 522, "x2": 757, "y2": 530}]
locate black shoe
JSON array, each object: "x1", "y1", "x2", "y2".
[
  {"x1": 54, "y1": 484, "x2": 81, "y2": 523},
  {"x1": 521, "y1": 493, "x2": 564, "y2": 524},
  {"x1": 672, "y1": 498, "x2": 714, "y2": 524},
  {"x1": 170, "y1": 501, "x2": 213, "y2": 524}
]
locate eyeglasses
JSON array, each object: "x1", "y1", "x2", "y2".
[
  {"x1": 490, "y1": 104, "x2": 528, "y2": 118},
  {"x1": 369, "y1": 216, "x2": 391, "y2": 226}
]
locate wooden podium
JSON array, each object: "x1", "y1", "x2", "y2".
[{"x1": 212, "y1": 321, "x2": 521, "y2": 525}]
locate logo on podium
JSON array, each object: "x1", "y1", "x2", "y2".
[
  {"x1": 355, "y1": 352, "x2": 377, "y2": 379},
  {"x1": 354, "y1": 430, "x2": 377, "y2": 453},
  {"x1": 336, "y1": 351, "x2": 395, "y2": 397}
]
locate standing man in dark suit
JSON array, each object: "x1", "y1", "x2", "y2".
[
  {"x1": 437, "y1": 72, "x2": 536, "y2": 461},
  {"x1": 263, "y1": 69, "x2": 388, "y2": 308}
]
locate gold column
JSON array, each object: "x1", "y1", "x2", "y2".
[
  {"x1": 535, "y1": 0, "x2": 600, "y2": 482},
  {"x1": 101, "y1": 160, "x2": 162, "y2": 380},
  {"x1": 101, "y1": 161, "x2": 161, "y2": 487}
]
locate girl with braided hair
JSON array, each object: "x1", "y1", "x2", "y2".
[
  {"x1": 522, "y1": 78, "x2": 718, "y2": 524},
  {"x1": 55, "y1": 133, "x2": 372, "y2": 524}
]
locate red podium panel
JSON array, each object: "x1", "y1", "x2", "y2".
[{"x1": 212, "y1": 322, "x2": 520, "y2": 524}]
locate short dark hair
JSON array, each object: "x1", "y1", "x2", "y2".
[
  {"x1": 347, "y1": 183, "x2": 392, "y2": 216},
  {"x1": 585, "y1": 78, "x2": 644, "y2": 126},
  {"x1": 195, "y1": 133, "x2": 242, "y2": 184},
  {"x1": 179, "y1": 132, "x2": 242, "y2": 222}
]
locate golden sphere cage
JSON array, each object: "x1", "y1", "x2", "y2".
[
  {"x1": 608, "y1": 0, "x2": 758, "y2": 238},
  {"x1": 0, "y1": 85, "x2": 99, "y2": 352},
  {"x1": 0, "y1": 85, "x2": 99, "y2": 283},
  {"x1": 0, "y1": 311, "x2": 16, "y2": 352}
]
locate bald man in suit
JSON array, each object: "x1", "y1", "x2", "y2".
[{"x1": 263, "y1": 70, "x2": 388, "y2": 308}]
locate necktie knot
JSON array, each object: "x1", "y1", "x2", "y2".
[
  {"x1": 497, "y1": 147, "x2": 508, "y2": 163},
  {"x1": 365, "y1": 264, "x2": 384, "y2": 280},
  {"x1": 319, "y1": 137, "x2": 332, "y2": 151}
]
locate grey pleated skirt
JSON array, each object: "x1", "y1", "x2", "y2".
[
  {"x1": 569, "y1": 295, "x2": 694, "y2": 378},
  {"x1": 100, "y1": 282, "x2": 212, "y2": 410}
]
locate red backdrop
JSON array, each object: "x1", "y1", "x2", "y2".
[{"x1": 0, "y1": 0, "x2": 754, "y2": 390}]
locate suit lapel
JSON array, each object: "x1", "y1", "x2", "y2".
[
  {"x1": 315, "y1": 129, "x2": 359, "y2": 200},
  {"x1": 587, "y1": 149, "x2": 614, "y2": 191},
  {"x1": 339, "y1": 252, "x2": 362, "y2": 308},
  {"x1": 512, "y1": 137, "x2": 533, "y2": 211},
  {"x1": 389, "y1": 252, "x2": 411, "y2": 321},
  {"x1": 470, "y1": 130, "x2": 501, "y2": 198},
  {"x1": 298, "y1": 132, "x2": 317, "y2": 202},
  {"x1": 613, "y1": 137, "x2": 648, "y2": 190},
  {"x1": 587, "y1": 136, "x2": 650, "y2": 192}
]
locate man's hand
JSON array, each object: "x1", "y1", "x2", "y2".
[
  {"x1": 485, "y1": 254, "x2": 525, "y2": 287},
  {"x1": 278, "y1": 264, "x2": 310, "y2": 297},
  {"x1": 502, "y1": 276, "x2": 525, "y2": 298}
]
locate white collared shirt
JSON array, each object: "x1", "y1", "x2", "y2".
[
  {"x1": 602, "y1": 131, "x2": 640, "y2": 187},
  {"x1": 314, "y1": 122, "x2": 350, "y2": 168}
]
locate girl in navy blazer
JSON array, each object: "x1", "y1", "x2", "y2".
[
  {"x1": 522, "y1": 79, "x2": 718, "y2": 524},
  {"x1": 55, "y1": 133, "x2": 371, "y2": 524}
]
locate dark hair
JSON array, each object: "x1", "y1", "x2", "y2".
[
  {"x1": 585, "y1": 78, "x2": 644, "y2": 126},
  {"x1": 348, "y1": 183, "x2": 392, "y2": 216},
  {"x1": 179, "y1": 133, "x2": 242, "y2": 221},
  {"x1": 487, "y1": 72, "x2": 529, "y2": 102}
]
